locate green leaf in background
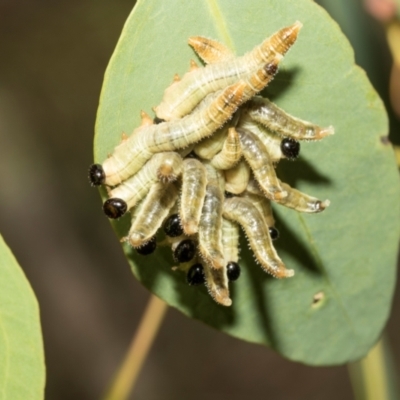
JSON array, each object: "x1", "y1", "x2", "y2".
[
  {"x1": 0, "y1": 235, "x2": 45, "y2": 399},
  {"x1": 94, "y1": 0, "x2": 400, "y2": 365}
]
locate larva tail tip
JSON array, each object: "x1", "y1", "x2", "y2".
[
  {"x1": 221, "y1": 297, "x2": 233, "y2": 307},
  {"x1": 213, "y1": 289, "x2": 232, "y2": 306},
  {"x1": 293, "y1": 21, "x2": 303, "y2": 30},
  {"x1": 321, "y1": 199, "x2": 331, "y2": 209},
  {"x1": 272, "y1": 190, "x2": 288, "y2": 200},
  {"x1": 276, "y1": 268, "x2": 295, "y2": 278},
  {"x1": 128, "y1": 232, "x2": 145, "y2": 248},
  {"x1": 183, "y1": 221, "x2": 198, "y2": 236}
]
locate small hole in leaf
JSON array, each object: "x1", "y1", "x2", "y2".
[{"x1": 312, "y1": 291, "x2": 325, "y2": 308}]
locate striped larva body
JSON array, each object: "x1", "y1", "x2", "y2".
[
  {"x1": 102, "y1": 58, "x2": 280, "y2": 187},
  {"x1": 210, "y1": 127, "x2": 242, "y2": 170},
  {"x1": 237, "y1": 128, "x2": 287, "y2": 200},
  {"x1": 222, "y1": 218, "x2": 240, "y2": 263},
  {"x1": 238, "y1": 115, "x2": 283, "y2": 162},
  {"x1": 127, "y1": 182, "x2": 178, "y2": 247},
  {"x1": 223, "y1": 197, "x2": 294, "y2": 278},
  {"x1": 241, "y1": 191, "x2": 275, "y2": 227},
  {"x1": 245, "y1": 97, "x2": 335, "y2": 140},
  {"x1": 102, "y1": 82, "x2": 245, "y2": 186},
  {"x1": 224, "y1": 160, "x2": 251, "y2": 195},
  {"x1": 155, "y1": 22, "x2": 302, "y2": 121},
  {"x1": 106, "y1": 152, "x2": 182, "y2": 215},
  {"x1": 180, "y1": 158, "x2": 207, "y2": 235},
  {"x1": 203, "y1": 261, "x2": 231, "y2": 307},
  {"x1": 198, "y1": 163, "x2": 225, "y2": 269}
]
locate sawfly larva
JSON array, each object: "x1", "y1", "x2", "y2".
[
  {"x1": 198, "y1": 163, "x2": 225, "y2": 269},
  {"x1": 223, "y1": 197, "x2": 294, "y2": 278},
  {"x1": 126, "y1": 182, "x2": 178, "y2": 247},
  {"x1": 224, "y1": 160, "x2": 251, "y2": 195},
  {"x1": 104, "y1": 152, "x2": 182, "y2": 218},
  {"x1": 155, "y1": 22, "x2": 302, "y2": 121},
  {"x1": 210, "y1": 127, "x2": 242, "y2": 170},
  {"x1": 180, "y1": 158, "x2": 207, "y2": 235}
]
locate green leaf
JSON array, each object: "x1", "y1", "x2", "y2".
[
  {"x1": 94, "y1": 0, "x2": 400, "y2": 365},
  {"x1": 0, "y1": 235, "x2": 45, "y2": 399}
]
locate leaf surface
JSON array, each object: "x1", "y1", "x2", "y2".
[
  {"x1": 0, "y1": 235, "x2": 45, "y2": 399},
  {"x1": 94, "y1": 0, "x2": 400, "y2": 365}
]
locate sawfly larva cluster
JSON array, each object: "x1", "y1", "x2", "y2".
[{"x1": 89, "y1": 22, "x2": 334, "y2": 306}]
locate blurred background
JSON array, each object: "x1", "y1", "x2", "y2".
[{"x1": 0, "y1": 0, "x2": 399, "y2": 399}]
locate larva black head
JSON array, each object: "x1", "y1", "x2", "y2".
[
  {"x1": 153, "y1": 117, "x2": 165, "y2": 124},
  {"x1": 88, "y1": 164, "x2": 105, "y2": 186},
  {"x1": 136, "y1": 237, "x2": 156, "y2": 255},
  {"x1": 269, "y1": 226, "x2": 280, "y2": 241},
  {"x1": 226, "y1": 262, "x2": 241, "y2": 282},
  {"x1": 174, "y1": 239, "x2": 196, "y2": 263},
  {"x1": 163, "y1": 214, "x2": 183, "y2": 237},
  {"x1": 103, "y1": 198, "x2": 127, "y2": 219},
  {"x1": 187, "y1": 263, "x2": 205, "y2": 285},
  {"x1": 265, "y1": 62, "x2": 278, "y2": 76},
  {"x1": 281, "y1": 138, "x2": 300, "y2": 160}
]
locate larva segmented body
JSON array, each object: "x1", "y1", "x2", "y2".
[
  {"x1": 203, "y1": 262, "x2": 231, "y2": 307},
  {"x1": 180, "y1": 158, "x2": 207, "y2": 235},
  {"x1": 238, "y1": 115, "x2": 283, "y2": 162},
  {"x1": 222, "y1": 218, "x2": 240, "y2": 263},
  {"x1": 102, "y1": 82, "x2": 245, "y2": 186},
  {"x1": 210, "y1": 127, "x2": 242, "y2": 170},
  {"x1": 188, "y1": 36, "x2": 235, "y2": 64},
  {"x1": 246, "y1": 97, "x2": 335, "y2": 140},
  {"x1": 108, "y1": 152, "x2": 182, "y2": 212},
  {"x1": 241, "y1": 191, "x2": 275, "y2": 227},
  {"x1": 155, "y1": 22, "x2": 302, "y2": 121},
  {"x1": 198, "y1": 163, "x2": 225, "y2": 269},
  {"x1": 127, "y1": 182, "x2": 178, "y2": 247},
  {"x1": 224, "y1": 160, "x2": 251, "y2": 195},
  {"x1": 223, "y1": 197, "x2": 294, "y2": 278},
  {"x1": 237, "y1": 128, "x2": 287, "y2": 200}
]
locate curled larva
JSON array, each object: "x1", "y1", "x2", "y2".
[
  {"x1": 275, "y1": 181, "x2": 330, "y2": 213},
  {"x1": 223, "y1": 196, "x2": 294, "y2": 278},
  {"x1": 246, "y1": 96, "x2": 334, "y2": 140},
  {"x1": 198, "y1": 163, "x2": 225, "y2": 269},
  {"x1": 210, "y1": 127, "x2": 242, "y2": 170},
  {"x1": 203, "y1": 261, "x2": 232, "y2": 307},
  {"x1": 221, "y1": 217, "x2": 240, "y2": 263},
  {"x1": 104, "y1": 152, "x2": 182, "y2": 218},
  {"x1": 155, "y1": 22, "x2": 302, "y2": 121},
  {"x1": 180, "y1": 158, "x2": 207, "y2": 235},
  {"x1": 224, "y1": 159, "x2": 251, "y2": 195},
  {"x1": 126, "y1": 182, "x2": 178, "y2": 247},
  {"x1": 237, "y1": 128, "x2": 287, "y2": 200}
]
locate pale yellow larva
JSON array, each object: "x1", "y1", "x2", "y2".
[
  {"x1": 221, "y1": 217, "x2": 240, "y2": 263},
  {"x1": 102, "y1": 81, "x2": 246, "y2": 186},
  {"x1": 180, "y1": 158, "x2": 207, "y2": 235},
  {"x1": 202, "y1": 261, "x2": 232, "y2": 307},
  {"x1": 223, "y1": 196, "x2": 294, "y2": 278},
  {"x1": 198, "y1": 163, "x2": 226, "y2": 270},
  {"x1": 238, "y1": 114, "x2": 283, "y2": 162},
  {"x1": 246, "y1": 96, "x2": 335, "y2": 140},
  {"x1": 108, "y1": 152, "x2": 182, "y2": 211},
  {"x1": 210, "y1": 127, "x2": 242, "y2": 170},
  {"x1": 224, "y1": 159, "x2": 251, "y2": 194},
  {"x1": 127, "y1": 182, "x2": 178, "y2": 247},
  {"x1": 155, "y1": 22, "x2": 302, "y2": 121},
  {"x1": 237, "y1": 128, "x2": 287, "y2": 200},
  {"x1": 276, "y1": 181, "x2": 330, "y2": 213}
]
